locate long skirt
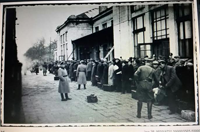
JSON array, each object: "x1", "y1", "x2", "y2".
[
  {"x1": 77, "y1": 72, "x2": 87, "y2": 85},
  {"x1": 58, "y1": 76, "x2": 70, "y2": 93}
]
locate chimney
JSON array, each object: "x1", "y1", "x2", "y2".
[{"x1": 99, "y1": 6, "x2": 107, "y2": 13}]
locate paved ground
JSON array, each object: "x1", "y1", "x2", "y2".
[{"x1": 21, "y1": 70, "x2": 188, "y2": 124}]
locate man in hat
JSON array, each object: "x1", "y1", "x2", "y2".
[
  {"x1": 76, "y1": 60, "x2": 87, "y2": 90},
  {"x1": 134, "y1": 59, "x2": 155, "y2": 119},
  {"x1": 58, "y1": 63, "x2": 71, "y2": 101},
  {"x1": 152, "y1": 60, "x2": 166, "y2": 105},
  {"x1": 122, "y1": 60, "x2": 134, "y2": 94},
  {"x1": 159, "y1": 59, "x2": 182, "y2": 114}
]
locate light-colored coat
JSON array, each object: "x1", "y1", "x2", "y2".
[
  {"x1": 108, "y1": 64, "x2": 114, "y2": 86},
  {"x1": 58, "y1": 68, "x2": 70, "y2": 93},
  {"x1": 76, "y1": 64, "x2": 87, "y2": 85}
]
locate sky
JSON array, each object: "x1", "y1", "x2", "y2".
[{"x1": 15, "y1": 5, "x2": 98, "y2": 68}]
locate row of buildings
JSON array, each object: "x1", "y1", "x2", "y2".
[{"x1": 55, "y1": 3, "x2": 193, "y2": 61}]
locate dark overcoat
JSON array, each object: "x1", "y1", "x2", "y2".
[
  {"x1": 101, "y1": 63, "x2": 108, "y2": 84},
  {"x1": 91, "y1": 63, "x2": 97, "y2": 85},
  {"x1": 162, "y1": 66, "x2": 182, "y2": 93},
  {"x1": 134, "y1": 65, "x2": 155, "y2": 102}
]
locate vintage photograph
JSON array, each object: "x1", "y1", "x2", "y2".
[{"x1": 1, "y1": 1, "x2": 198, "y2": 126}]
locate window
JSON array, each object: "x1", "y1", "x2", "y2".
[
  {"x1": 60, "y1": 36, "x2": 62, "y2": 43},
  {"x1": 152, "y1": 5, "x2": 169, "y2": 40},
  {"x1": 63, "y1": 44, "x2": 65, "y2": 57},
  {"x1": 131, "y1": 5, "x2": 145, "y2": 13},
  {"x1": 139, "y1": 44, "x2": 152, "y2": 58},
  {"x1": 102, "y1": 23, "x2": 107, "y2": 29},
  {"x1": 133, "y1": 14, "x2": 150, "y2": 58},
  {"x1": 95, "y1": 26, "x2": 99, "y2": 32},
  {"x1": 65, "y1": 32, "x2": 67, "y2": 42},
  {"x1": 175, "y1": 4, "x2": 193, "y2": 58},
  {"x1": 61, "y1": 45, "x2": 63, "y2": 55}
]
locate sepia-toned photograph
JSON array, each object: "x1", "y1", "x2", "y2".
[{"x1": 1, "y1": 0, "x2": 198, "y2": 126}]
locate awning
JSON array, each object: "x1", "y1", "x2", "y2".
[{"x1": 72, "y1": 26, "x2": 113, "y2": 46}]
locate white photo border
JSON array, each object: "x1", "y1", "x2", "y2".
[{"x1": 0, "y1": 0, "x2": 199, "y2": 128}]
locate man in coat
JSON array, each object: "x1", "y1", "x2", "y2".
[
  {"x1": 159, "y1": 59, "x2": 182, "y2": 114},
  {"x1": 122, "y1": 60, "x2": 133, "y2": 94},
  {"x1": 86, "y1": 59, "x2": 93, "y2": 81},
  {"x1": 134, "y1": 59, "x2": 155, "y2": 119},
  {"x1": 101, "y1": 60, "x2": 108, "y2": 85},
  {"x1": 76, "y1": 60, "x2": 87, "y2": 90},
  {"x1": 152, "y1": 60, "x2": 166, "y2": 105},
  {"x1": 58, "y1": 63, "x2": 71, "y2": 101},
  {"x1": 114, "y1": 58, "x2": 122, "y2": 92}
]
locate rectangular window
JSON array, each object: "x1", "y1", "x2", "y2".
[
  {"x1": 175, "y1": 3, "x2": 193, "y2": 58},
  {"x1": 65, "y1": 32, "x2": 67, "y2": 42},
  {"x1": 95, "y1": 26, "x2": 99, "y2": 32},
  {"x1": 133, "y1": 14, "x2": 149, "y2": 58},
  {"x1": 102, "y1": 23, "x2": 107, "y2": 29},
  {"x1": 61, "y1": 45, "x2": 63, "y2": 55},
  {"x1": 63, "y1": 44, "x2": 65, "y2": 57},
  {"x1": 152, "y1": 5, "x2": 169, "y2": 40},
  {"x1": 131, "y1": 5, "x2": 145, "y2": 13}
]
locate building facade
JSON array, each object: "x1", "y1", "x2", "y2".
[
  {"x1": 55, "y1": 8, "x2": 99, "y2": 61},
  {"x1": 114, "y1": 4, "x2": 193, "y2": 60},
  {"x1": 56, "y1": 3, "x2": 193, "y2": 61},
  {"x1": 72, "y1": 6, "x2": 114, "y2": 61}
]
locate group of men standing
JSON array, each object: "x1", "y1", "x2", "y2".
[{"x1": 35, "y1": 55, "x2": 193, "y2": 120}]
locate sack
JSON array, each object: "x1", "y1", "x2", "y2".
[
  {"x1": 181, "y1": 110, "x2": 195, "y2": 121},
  {"x1": 87, "y1": 94, "x2": 98, "y2": 103}
]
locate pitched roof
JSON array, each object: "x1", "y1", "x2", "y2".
[{"x1": 56, "y1": 8, "x2": 99, "y2": 32}]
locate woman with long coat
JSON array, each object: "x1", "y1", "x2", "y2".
[
  {"x1": 69, "y1": 62, "x2": 74, "y2": 81},
  {"x1": 58, "y1": 64, "x2": 71, "y2": 101},
  {"x1": 134, "y1": 60, "x2": 155, "y2": 119},
  {"x1": 76, "y1": 60, "x2": 87, "y2": 90},
  {"x1": 108, "y1": 61, "x2": 114, "y2": 86},
  {"x1": 91, "y1": 61, "x2": 98, "y2": 86},
  {"x1": 101, "y1": 61, "x2": 108, "y2": 85}
]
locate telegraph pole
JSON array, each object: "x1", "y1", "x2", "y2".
[{"x1": 49, "y1": 37, "x2": 51, "y2": 62}]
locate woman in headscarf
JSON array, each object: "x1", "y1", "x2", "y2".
[{"x1": 76, "y1": 60, "x2": 87, "y2": 90}]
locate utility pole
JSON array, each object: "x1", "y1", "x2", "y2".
[{"x1": 49, "y1": 38, "x2": 51, "y2": 62}]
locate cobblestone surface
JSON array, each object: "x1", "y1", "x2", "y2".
[{"x1": 21, "y1": 71, "x2": 188, "y2": 124}]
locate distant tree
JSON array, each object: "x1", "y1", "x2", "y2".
[
  {"x1": 44, "y1": 40, "x2": 57, "y2": 62},
  {"x1": 24, "y1": 38, "x2": 46, "y2": 62}
]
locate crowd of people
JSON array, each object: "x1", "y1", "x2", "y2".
[{"x1": 31, "y1": 53, "x2": 194, "y2": 119}]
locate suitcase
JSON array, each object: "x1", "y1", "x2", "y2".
[
  {"x1": 181, "y1": 110, "x2": 195, "y2": 121},
  {"x1": 54, "y1": 76, "x2": 59, "y2": 81},
  {"x1": 87, "y1": 94, "x2": 98, "y2": 103},
  {"x1": 97, "y1": 82, "x2": 102, "y2": 88},
  {"x1": 131, "y1": 90, "x2": 137, "y2": 100},
  {"x1": 102, "y1": 84, "x2": 114, "y2": 92}
]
